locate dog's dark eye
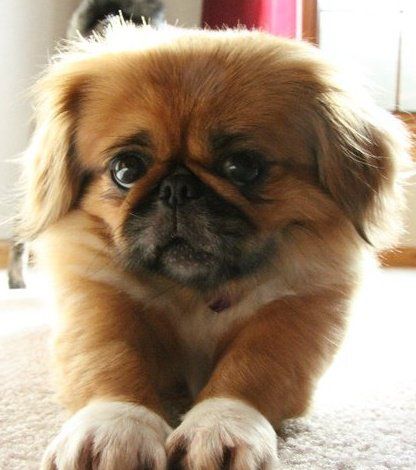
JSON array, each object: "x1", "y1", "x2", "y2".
[
  {"x1": 110, "y1": 152, "x2": 148, "y2": 189},
  {"x1": 222, "y1": 153, "x2": 262, "y2": 186}
]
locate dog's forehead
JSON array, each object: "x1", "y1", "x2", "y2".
[{"x1": 76, "y1": 41, "x2": 315, "y2": 167}]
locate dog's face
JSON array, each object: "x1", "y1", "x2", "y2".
[
  {"x1": 75, "y1": 45, "x2": 316, "y2": 289},
  {"x1": 20, "y1": 24, "x2": 407, "y2": 291},
  {"x1": 75, "y1": 56, "x2": 284, "y2": 288}
]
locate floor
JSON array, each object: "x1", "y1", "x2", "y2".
[{"x1": 0, "y1": 268, "x2": 415, "y2": 469}]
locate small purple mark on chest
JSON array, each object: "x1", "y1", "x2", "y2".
[{"x1": 209, "y1": 296, "x2": 232, "y2": 313}]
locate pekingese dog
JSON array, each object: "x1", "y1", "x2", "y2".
[{"x1": 19, "y1": 8, "x2": 410, "y2": 470}]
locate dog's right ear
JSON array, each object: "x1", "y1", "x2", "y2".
[{"x1": 19, "y1": 67, "x2": 88, "y2": 240}]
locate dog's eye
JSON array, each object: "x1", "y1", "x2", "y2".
[
  {"x1": 222, "y1": 153, "x2": 262, "y2": 186},
  {"x1": 110, "y1": 152, "x2": 148, "y2": 189}
]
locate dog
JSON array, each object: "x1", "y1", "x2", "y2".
[{"x1": 19, "y1": 5, "x2": 410, "y2": 469}]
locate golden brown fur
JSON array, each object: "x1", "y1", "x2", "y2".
[{"x1": 20, "y1": 20, "x2": 410, "y2": 469}]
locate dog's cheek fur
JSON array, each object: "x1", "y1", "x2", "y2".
[{"x1": 18, "y1": 71, "x2": 89, "y2": 240}]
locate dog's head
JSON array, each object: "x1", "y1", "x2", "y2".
[{"x1": 20, "y1": 22, "x2": 409, "y2": 290}]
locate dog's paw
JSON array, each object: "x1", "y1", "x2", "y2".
[
  {"x1": 41, "y1": 400, "x2": 172, "y2": 470},
  {"x1": 166, "y1": 398, "x2": 279, "y2": 470}
]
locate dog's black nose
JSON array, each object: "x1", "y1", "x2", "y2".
[{"x1": 158, "y1": 167, "x2": 202, "y2": 207}]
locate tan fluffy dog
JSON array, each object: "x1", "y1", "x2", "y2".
[{"x1": 19, "y1": 20, "x2": 409, "y2": 470}]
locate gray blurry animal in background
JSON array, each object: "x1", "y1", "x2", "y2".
[
  {"x1": 8, "y1": 242, "x2": 27, "y2": 289},
  {"x1": 67, "y1": 0, "x2": 164, "y2": 38},
  {"x1": 7, "y1": 0, "x2": 165, "y2": 289}
]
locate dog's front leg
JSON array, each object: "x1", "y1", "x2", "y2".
[
  {"x1": 167, "y1": 291, "x2": 348, "y2": 469},
  {"x1": 41, "y1": 278, "x2": 173, "y2": 470}
]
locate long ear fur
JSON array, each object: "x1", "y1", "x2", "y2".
[
  {"x1": 18, "y1": 71, "x2": 86, "y2": 240},
  {"x1": 312, "y1": 80, "x2": 412, "y2": 249}
]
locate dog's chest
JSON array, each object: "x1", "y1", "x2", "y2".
[
  {"x1": 169, "y1": 281, "x2": 289, "y2": 397},
  {"x1": 125, "y1": 274, "x2": 290, "y2": 398},
  {"x1": 173, "y1": 305, "x2": 241, "y2": 397}
]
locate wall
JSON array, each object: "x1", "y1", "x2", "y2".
[{"x1": 165, "y1": 0, "x2": 202, "y2": 26}]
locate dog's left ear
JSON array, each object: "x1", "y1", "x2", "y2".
[
  {"x1": 312, "y1": 86, "x2": 411, "y2": 248},
  {"x1": 18, "y1": 67, "x2": 88, "y2": 240}
]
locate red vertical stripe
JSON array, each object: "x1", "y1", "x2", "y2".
[
  {"x1": 202, "y1": 0, "x2": 298, "y2": 38},
  {"x1": 202, "y1": 0, "x2": 263, "y2": 29}
]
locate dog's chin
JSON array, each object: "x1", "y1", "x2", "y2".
[
  {"x1": 122, "y1": 234, "x2": 276, "y2": 291},
  {"x1": 155, "y1": 237, "x2": 220, "y2": 287}
]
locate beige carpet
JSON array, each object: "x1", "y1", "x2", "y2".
[{"x1": 0, "y1": 268, "x2": 415, "y2": 469}]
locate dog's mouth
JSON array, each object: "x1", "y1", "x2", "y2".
[
  {"x1": 153, "y1": 236, "x2": 219, "y2": 285},
  {"x1": 159, "y1": 236, "x2": 213, "y2": 263},
  {"x1": 122, "y1": 211, "x2": 276, "y2": 290}
]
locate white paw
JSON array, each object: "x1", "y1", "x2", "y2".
[
  {"x1": 41, "y1": 401, "x2": 172, "y2": 470},
  {"x1": 166, "y1": 398, "x2": 279, "y2": 469}
]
